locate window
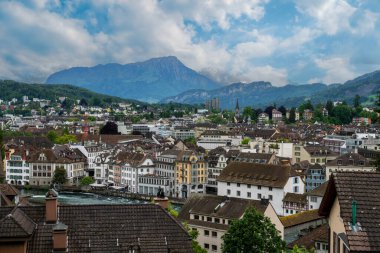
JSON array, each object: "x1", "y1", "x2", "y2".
[
  {"x1": 247, "y1": 192, "x2": 251, "y2": 198},
  {"x1": 269, "y1": 187, "x2": 272, "y2": 191},
  {"x1": 247, "y1": 184, "x2": 251, "y2": 188},
  {"x1": 269, "y1": 195, "x2": 273, "y2": 201},
  {"x1": 258, "y1": 185, "x2": 261, "y2": 190},
  {"x1": 257, "y1": 193, "x2": 262, "y2": 199},
  {"x1": 227, "y1": 182, "x2": 230, "y2": 186},
  {"x1": 310, "y1": 196, "x2": 317, "y2": 203},
  {"x1": 204, "y1": 230, "x2": 209, "y2": 236},
  {"x1": 293, "y1": 177, "x2": 299, "y2": 184},
  {"x1": 294, "y1": 186, "x2": 299, "y2": 193},
  {"x1": 236, "y1": 190, "x2": 240, "y2": 196},
  {"x1": 237, "y1": 183, "x2": 240, "y2": 187},
  {"x1": 204, "y1": 244, "x2": 209, "y2": 249},
  {"x1": 227, "y1": 189, "x2": 231, "y2": 195},
  {"x1": 212, "y1": 245, "x2": 217, "y2": 251},
  {"x1": 214, "y1": 218, "x2": 220, "y2": 223},
  {"x1": 212, "y1": 231, "x2": 217, "y2": 237}
]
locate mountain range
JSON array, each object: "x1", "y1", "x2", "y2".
[
  {"x1": 45, "y1": 56, "x2": 380, "y2": 108},
  {"x1": 46, "y1": 56, "x2": 220, "y2": 103}
]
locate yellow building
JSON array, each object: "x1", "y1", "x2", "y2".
[{"x1": 175, "y1": 150, "x2": 207, "y2": 198}]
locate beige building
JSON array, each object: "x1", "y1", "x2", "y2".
[
  {"x1": 293, "y1": 145, "x2": 339, "y2": 165},
  {"x1": 319, "y1": 171, "x2": 380, "y2": 252},
  {"x1": 325, "y1": 153, "x2": 376, "y2": 178},
  {"x1": 178, "y1": 194, "x2": 283, "y2": 253}
]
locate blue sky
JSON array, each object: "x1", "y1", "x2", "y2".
[{"x1": 0, "y1": 0, "x2": 379, "y2": 86}]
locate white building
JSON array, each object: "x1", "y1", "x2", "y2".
[
  {"x1": 5, "y1": 150, "x2": 30, "y2": 185},
  {"x1": 217, "y1": 162, "x2": 305, "y2": 216}
]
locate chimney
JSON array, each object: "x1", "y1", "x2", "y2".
[
  {"x1": 53, "y1": 222, "x2": 68, "y2": 251},
  {"x1": 45, "y1": 189, "x2": 58, "y2": 223}
]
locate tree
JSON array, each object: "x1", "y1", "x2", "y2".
[
  {"x1": 100, "y1": 121, "x2": 120, "y2": 135},
  {"x1": 278, "y1": 105, "x2": 287, "y2": 116},
  {"x1": 291, "y1": 245, "x2": 314, "y2": 253},
  {"x1": 264, "y1": 106, "x2": 275, "y2": 119},
  {"x1": 353, "y1": 94, "x2": 361, "y2": 108},
  {"x1": 183, "y1": 223, "x2": 207, "y2": 253},
  {"x1": 52, "y1": 167, "x2": 67, "y2": 185},
  {"x1": 55, "y1": 134, "x2": 77, "y2": 144},
  {"x1": 80, "y1": 176, "x2": 95, "y2": 186},
  {"x1": 241, "y1": 137, "x2": 251, "y2": 145},
  {"x1": 79, "y1": 98, "x2": 88, "y2": 106},
  {"x1": 331, "y1": 104, "x2": 353, "y2": 124},
  {"x1": 47, "y1": 130, "x2": 58, "y2": 143},
  {"x1": 289, "y1": 107, "x2": 296, "y2": 123},
  {"x1": 325, "y1": 100, "x2": 334, "y2": 114},
  {"x1": 184, "y1": 136, "x2": 197, "y2": 145},
  {"x1": 222, "y1": 207, "x2": 285, "y2": 253},
  {"x1": 243, "y1": 106, "x2": 254, "y2": 119}
]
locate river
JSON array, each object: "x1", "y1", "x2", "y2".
[{"x1": 23, "y1": 189, "x2": 181, "y2": 211}]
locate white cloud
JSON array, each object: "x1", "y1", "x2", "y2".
[{"x1": 315, "y1": 57, "x2": 356, "y2": 83}]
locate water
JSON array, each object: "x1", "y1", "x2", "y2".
[{"x1": 22, "y1": 189, "x2": 182, "y2": 211}]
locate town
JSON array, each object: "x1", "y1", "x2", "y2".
[{"x1": 0, "y1": 93, "x2": 379, "y2": 252}]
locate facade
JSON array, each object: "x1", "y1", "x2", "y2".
[
  {"x1": 258, "y1": 112, "x2": 269, "y2": 123},
  {"x1": 293, "y1": 145, "x2": 339, "y2": 165},
  {"x1": 197, "y1": 130, "x2": 232, "y2": 150},
  {"x1": 173, "y1": 126, "x2": 195, "y2": 140},
  {"x1": 206, "y1": 147, "x2": 228, "y2": 193},
  {"x1": 5, "y1": 149, "x2": 30, "y2": 185},
  {"x1": 305, "y1": 164, "x2": 326, "y2": 192},
  {"x1": 319, "y1": 171, "x2": 380, "y2": 253},
  {"x1": 178, "y1": 195, "x2": 284, "y2": 253},
  {"x1": 303, "y1": 109, "x2": 313, "y2": 121},
  {"x1": 217, "y1": 162, "x2": 305, "y2": 215},
  {"x1": 138, "y1": 174, "x2": 170, "y2": 196},
  {"x1": 155, "y1": 149, "x2": 181, "y2": 196},
  {"x1": 176, "y1": 151, "x2": 207, "y2": 198},
  {"x1": 306, "y1": 181, "x2": 328, "y2": 210},
  {"x1": 325, "y1": 153, "x2": 376, "y2": 178},
  {"x1": 272, "y1": 109, "x2": 283, "y2": 122},
  {"x1": 287, "y1": 224, "x2": 328, "y2": 253},
  {"x1": 282, "y1": 193, "x2": 308, "y2": 216}
]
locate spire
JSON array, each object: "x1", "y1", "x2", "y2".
[
  {"x1": 235, "y1": 98, "x2": 240, "y2": 119},
  {"x1": 235, "y1": 98, "x2": 239, "y2": 110}
]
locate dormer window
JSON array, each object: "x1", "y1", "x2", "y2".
[{"x1": 38, "y1": 153, "x2": 47, "y2": 161}]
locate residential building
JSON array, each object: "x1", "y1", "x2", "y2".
[
  {"x1": 319, "y1": 172, "x2": 380, "y2": 253},
  {"x1": 138, "y1": 174, "x2": 170, "y2": 196},
  {"x1": 178, "y1": 195, "x2": 284, "y2": 253},
  {"x1": 280, "y1": 209, "x2": 327, "y2": 244},
  {"x1": 287, "y1": 224, "x2": 329, "y2": 253},
  {"x1": 282, "y1": 193, "x2": 308, "y2": 216},
  {"x1": 0, "y1": 189, "x2": 193, "y2": 253},
  {"x1": 352, "y1": 117, "x2": 372, "y2": 125},
  {"x1": 197, "y1": 130, "x2": 233, "y2": 150},
  {"x1": 303, "y1": 109, "x2": 313, "y2": 121},
  {"x1": 217, "y1": 162, "x2": 305, "y2": 215},
  {"x1": 155, "y1": 149, "x2": 181, "y2": 196},
  {"x1": 206, "y1": 147, "x2": 228, "y2": 193},
  {"x1": 258, "y1": 112, "x2": 269, "y2": 123},
  {"x1": 5, "y1": 149, "x2": 30, "y2": 185},
  {"x1": 173, "y1": 126, "x2": 195, "y2": 140},
  {"x1": 306, "y1": 181, "x2": 328, "y2": 210},
  {"x1": 293, "y1": 145, "x2": 339, "y2": 165},
  {"x1": 305, "y1": 163, "x2": 326, "y2": 192},
  {"x1": 176, "y1": 150, "x2": 207, "y2": 198},
  {"x1": 325, "y1": 153, "x2": 376, "y2": 178},
  {"x1": 272, "y1": 109, "x2": 283, "y2": 123}
]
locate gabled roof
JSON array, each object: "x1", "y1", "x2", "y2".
[
  {"x1": 280, "y1": 209, "x2": 324, "y2": 228},
  {"x1": 283, "y1": 193, "x2": 307, "y2": 204},
  {"x1": 217, "y1": 162, "x2": 291, "y2": 188},
  {"x1": 319, "y1": 171, "x2": 380, "y2": 252},
  {"x1": 0, "y1": 184, "x2": 20, "y2": 196},
  {"x1": 306, "y1": 181, "x2": 328, "y2": 197},
  {"x1": 0, "y1": 208, "x2": 36, "y2": 238},
  {"x1": 0, "y1": 204, "x2": 192, "y2": 253},
  {"x1": 325, "y1": 153, "x2": 372, "y2": 167},
  {"x1": 287, "y1": 224, "x2": 328, "y2": 249}
]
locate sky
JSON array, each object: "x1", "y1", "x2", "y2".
[{"x1": 0, "y1": 0, "x2": 380, "y2": 86}]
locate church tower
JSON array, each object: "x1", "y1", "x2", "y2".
[{"x1": 235, "y1": 98, "x2": 240, "y2": 118}]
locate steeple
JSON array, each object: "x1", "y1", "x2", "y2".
[{"x1": 235, "y1": 98, "x2": 240, "y2": 118}]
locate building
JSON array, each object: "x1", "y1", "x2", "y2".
[
  {"x1": 138, "y1": 174, "x2": 170, "y2": 196},
  {"x1": 206, "y1": 147, "x2": 228, "y2": 193},
  {"x1": 217, "y1": 162, "x2": 305, "y2": 215},
  {"x1": 293, "y1": 145, "x2": 339, "y2": 165},
  {"x1": 287, "y1": 224, "x2": 328, "y2": 253},
  {"x1": 325, "y1": 153, "x2": 376, "y2": 178},
  {"x1": 282, "y1": 193, "x2": 308, "y2": 216},
  {"x1": 28, "y1": 146, "x2": 87, "y2": 186},
  {"x1": 305, "y1": 163, "x2": 326, "y2": 192},
  {"x1": 303, "y1": 109, "x2": 313, "y2": 121},
  {"x1": 205, "y1": 97, "x2": 220, "y2": 111},
  {"x1": 5, "y1": 148, "x2": 30, "y2": 185},
  {"x1": 176, "y1": 151, "x2": 207, "y2": 198},
  {"x1": 306, "y1": 181, "x2": 328, "y2": 210},
  {"x1": 272, "y1": 109, "x2": 283, "y2": 123},
  {"x1": 173, "y1": 126, "x2": 195, "y2": 140},
  {"x1": 155, "y1": 149, "x2": 181, "y2": 197},
  {"x1": 319, "y1": 172, "x2": 380, "y2": 252},
  {"x1": 352, "y1": 117, "x2": 372, "y2": 125},
  {"x1": 0, "y1": 189, "x2": 193, "y2": 253},
  {"x1": 258, "y1": 112, "x2": 269, "y2": 124},
  {"x1": 178, "y1": 194, "x2": 283, "y2": 253},
  {"x1": 197, "y1": 130, "x2": 233, "y2": 150}
]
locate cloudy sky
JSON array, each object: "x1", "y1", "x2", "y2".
[{"x1": 0, "y1": 0, "x2": 379, "y2": 86}]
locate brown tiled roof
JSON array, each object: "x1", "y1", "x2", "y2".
[
  {"x1": 319, "y1": 171, "x2": 380, "y2": 252},
  {"x1": 280, "y1": 210, "x2": 324, "y2": 228},
  {"x1": 325, "y1": 153, "x2": 372, "y2": 167},
  {"x1": 235, "y1": 152, "x2": 275, "y2": 164},
  {"x1": 0, "y1": 204, "x2": 192, "y2": 253},
  {"x1": 245, "y1": 129, "x2": 276, "y2": 139},
  {"x1": 4, "y1": 136, "x2": 54, "y2": 149},
  {"x1": 178, "y1": 194, "x2": 268, "y2": 230},
  {"x1": 306, "y1": 181, "x2": 328, "y2": 197},
  {"x1": 304, "y1": 146, "x2": 338, "y2": 157},
  {"x1": 0, "y1": 184, "x2": 20, "y2": 196},
  {"x1": 0, "y1": 208, "x2": 36, "y2": 238},
  {"x1": 283, "y1": 193, "x2": 307, "y2": 204},
  {"x1": 217, "y1": 162, "x2": 291, "y2": 188},
  {"x1": 287, "y1": 224, "x2": 328, "y2": 249}
]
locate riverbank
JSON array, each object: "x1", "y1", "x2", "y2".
[{"x1": 17, "y1": 185, "x2": 186, "y2": 205}]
